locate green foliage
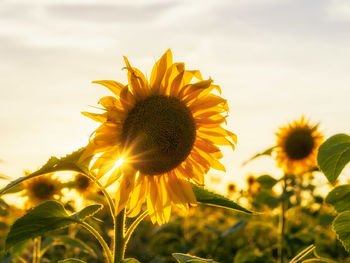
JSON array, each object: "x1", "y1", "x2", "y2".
[
  {"x1": 172, "y1": 253, "x2": 216, "y2": 263},
  {"x1": 6, "y1": 201, "x2": 102, "y2": 249},
  {"x1": 256, "y1": 175, "x2": 278, "y2": 190},
  {"x1": 192, "y1": 185, "x2": 252, "y2": 214},
  {"x1": 289, "y1": 244, "x2": 315, "y2": 263},
  {"x1": 48, "y1": 236, "x2": 97, "y2": 258},
  {"x1": 122, "y1": 258, "x2": 141, "y2": 263},
  {"x1": 233, "y1": 247, "x2": 267, "y2": 263},
  {"x1": 333, "y1": 211, "x2": 350, "y2": 252},
  {"x1": 241, "y1": 147, "x2": 275, "y2": 166},
  {"x1": 0, "y1": 147, "x2": 88, "y2": 196},
  {"x1": 326, "y1": 185, "x2": 350, "y2": 213},
  {"x1": 317, "y1": 134, "x2": 350, "y2": 184},
  {"x1": 57, "y1": 259, "x2": 87, "y2": 263}
]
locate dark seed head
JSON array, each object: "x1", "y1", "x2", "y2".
[
  {"x1": 31, "y1": 180, "x2": 55, "y2": 200},
  {"x1": 284, "y1": 129, "x2": 314, "y2": 160},
  {"x1": 121, "y1": 95, "x2": 196, "y2": 175}
]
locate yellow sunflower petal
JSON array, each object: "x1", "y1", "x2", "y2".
[
  {"x1": 150, "y1": 49, "x2": 173, "y2": 93},
  {"x1": 92, "y1": 80, "x2": 125, "y2": 97}
]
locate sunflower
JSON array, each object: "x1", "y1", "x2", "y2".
[
  {"x1": 79, "y1": 49, "x2": 237, "y2": 224},
  {"x1": 21, "y1": 172, "x2": 63, "y2": 208},
  {"x1": 74, "y1": 173, "x2": 94, "y2": 195},
  {"x1": 275, "y1": 116, "x2": 323, "y2": 175}
]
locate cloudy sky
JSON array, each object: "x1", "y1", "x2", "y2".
[{"x1": 1, "y1": 0, "x2": 349, "y2": 191}]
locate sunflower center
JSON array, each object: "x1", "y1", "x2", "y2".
[
  {"x1": 31, "y1": 181, "x2": 55, "y2": 200},
  {"x1": 121, "y1": 95, "x2": 196, "y2": 175},
  {"x1": 76, "y1": 175, "x2": 90, "y2": 190},
  {"x1": 284, "y1": 129, "x2": 314, "y2": 160}
]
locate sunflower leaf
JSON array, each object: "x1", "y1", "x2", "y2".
[
  {"x1": 241, "y1": 146, "x2": 275, "y2": 166},
  {"x1": 332, "y1": 210, "x2": 350, "y2": 252},
  {"x1": 192, "y1": 185, "x2": 252, "y2": 214},
  {"x1": 0, "y1": 147, "x2": 88, "y2": 196},
  {"x1": 256, "y1": 174, "x2": 278, "y2": 189},
  {"x1": 172, "y1": 253, "x2": 217, "y2": 263},
  {"x1": 5, "y1": 201, "x2": 101, "y2": 249},
  {"x1": 326, "y1": 184, "x2": 350, "y2": 213},
  {"x1": 289, "y1": 244, "x2": 315, "y2": 263},
  {"x1": 317, "y1": 134, "x2": 350, "y2": 184}
]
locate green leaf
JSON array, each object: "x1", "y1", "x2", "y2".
[
  {"x1": 256, "y1": 174, "x2": 278, "y2": 189},
  {"x1": 242, "y1": 147, "x2": 275, "y2": 166},
  {"x1": 254, "y1": 191, "x2": 280, "y2": 209},
  {"x1": 289, "y1": 244, "x2": 315, "y2": 263},
  {"x1": 333, "y1": 210, "x2": 350, "y2": 252},
  {"x1": 172, "y1": 253, "x2": 216, "y2": 263},
  {"x1": 122, "y1": 259, "x2": 141, "y2": 263},
  {"x1": 0, "y1": 147, "x2": 88, "y2": 196},
  {"x1": 72, "y1": 204, "x2": 103, "y2": 221},
  {"x1": 57, "y1": 259, "x2": 87, "y2": 263},
  {"x1": 221, "y1": 219, "x2": 247, "y2": 238},
  {"x1": 326, "y1": 184, "x2": 350, "y2": 212},
  {"x1": 192, "y1": 185, "x2": 252, "y2": 214},
  {"x1": 6, "y1": 201, "x2": 102, "y2": 249},
  {"x1": 317, "y1": 134, "x2": 350, "y2": 184}
]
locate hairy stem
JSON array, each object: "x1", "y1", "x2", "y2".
[{"x1": 114, "y1": 209, "x2": 126, "y2": 263}]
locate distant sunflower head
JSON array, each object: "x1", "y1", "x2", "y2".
[
  {"x1": 74, "y1": 173, "x2": 93, "y2": 194},
  {"x1": 275, "y1": 116, "x2": 323, "y2": 175},
  {"x1": 246, "y1": 175, "x2": 260, "y2": 195},
  {"x1": 22, "y1": 172, "x2": 62, "y2": 207},
  {"x1": 226, "y1": 183, "x2": 236, "y2": 194},
  {"x1": 79, "y1": 49, "x2": 237, "y2": 224}
]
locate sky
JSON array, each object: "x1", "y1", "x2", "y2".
[{"x1": 0, "y1": 0, "x2": 349, "y2": 193}]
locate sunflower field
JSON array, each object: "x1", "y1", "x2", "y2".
[{"x1": 1, "y1": 50, "x2": 350, "y2": 263}]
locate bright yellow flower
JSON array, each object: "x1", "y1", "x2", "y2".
[
  {"x1": 79, "y1": 49, "x2": 237, "y2": 224},
  {"x1": 275, "y1": 116, "x2": 324, "y2": 175},
  {"x1": 21, "y1": 172, "x2": 62, "y2": 208}
]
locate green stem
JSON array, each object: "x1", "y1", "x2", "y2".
[
  {"x1": 33, "y1": 237, "x2": 41, "y2": 263},
  {"x1": 114, "y1": 209, "x2": 126, "y2": 263},
  {"x1": 278, "y1": 175, "x2": 288, "y2": 263},
  {"x1": 124, "y1": 211, "x2": 148, "y2": 246},
  {"x1": 81, "y1": 221, "x2": 113, "y2": 263}
]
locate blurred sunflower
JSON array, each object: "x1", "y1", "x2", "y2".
[
  {"x1": 21, "y1": 172, "x2": 63, "y2": 208},
  {"x1": 226, "y1": 182, "x2": 236, "y2": 195},
  {"x1": 74, "y1": 173, "x2": 94, "y2": 195},
  {"x1": 275, "y1": 116, "x2": 323, "y2": 175},
  {"x1": 79, "y1": 49, "x2": 237, "y2": 224},
  {"x1": 246, "y1": 175, "x2": 261, "y2": 196}
]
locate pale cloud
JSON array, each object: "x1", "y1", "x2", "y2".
[{"x1": 327, "y1": 0, "x2": 350, "y2": 21}]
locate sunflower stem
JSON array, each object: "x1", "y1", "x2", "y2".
[
  {"x1": 33, "y1": 236, "x2": 41, "y2": 263},
  {"x1": 81, "y1": 221, "x2": 113, "y2": 263},
  {"x1": 278, "y1": 175, "x2": 288, "y2": 263},
  {"x1": 114, "y1": 209, "x2": 126, "y2": 263}
]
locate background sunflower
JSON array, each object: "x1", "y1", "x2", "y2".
[
  {"x1": 21, "y1": 172, "x2": 63, "y2": 208},
  {"x1": 274, "y1": 117, "x2": 324, "y2": 175}
]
